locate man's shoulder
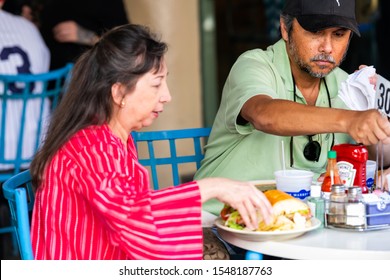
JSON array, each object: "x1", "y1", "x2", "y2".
[
  {"x1": 0, "y1": 10, "x2": 46, "y2": 48},
  {"x1": 0, "y1": 10, "x2": 38, "y2": 31},
  {"x1": 238, "y1": 48, "x2": 269, "y2": 61},
  {"x1": 236, "y1": 40, "x2": 285, "y2": 66}
]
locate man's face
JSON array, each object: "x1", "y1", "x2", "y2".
[{"x1": 284, "y1": 19, "x2": 351, "y2": 78}]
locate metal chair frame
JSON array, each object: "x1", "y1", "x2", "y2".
[
  {"x1": 2, "y1": 170, "x2": 34, "y2": 260},
  {"x1": 2, "y1": 126, "x2": 262, "y2": 260},
  {"x1": 2, "y1": 127, "x2": 212, "y2": 259},
  {"x1": 132, "y1": 127, "x2": 211, "y2": 190},
  {"x1": 0, "y1": 63, "x2": 73, "y2": 183}
]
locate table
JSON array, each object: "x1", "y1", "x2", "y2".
[{"x1": 218, "y1": 226, "x2": 390, "y2": 259}]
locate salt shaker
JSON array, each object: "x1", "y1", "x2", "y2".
[{"x1": 346, "y1": 186, "x2": 366, "y2": 228}]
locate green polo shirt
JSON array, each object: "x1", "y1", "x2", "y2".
[{"x1": 195, "y1": 39, "x2": 353, "y2": 215}]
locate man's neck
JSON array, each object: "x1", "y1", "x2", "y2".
[{"x1": 291, "y1": 67, "x2": 322, "y2": 106}]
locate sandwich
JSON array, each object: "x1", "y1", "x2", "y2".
[{"x1": 221, "y1": 190, "x2": 312, "y2": 231}]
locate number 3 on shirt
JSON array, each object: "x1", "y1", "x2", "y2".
[{"x1": 0, "y1": 46, "x2": 34, "y2": 93}]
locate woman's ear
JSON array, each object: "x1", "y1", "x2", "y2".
[{"x1": 111, "y1": 82, "x2": 125, "y2": 107}]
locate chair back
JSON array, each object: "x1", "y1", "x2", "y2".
[
  {"x1": 2, "y1": 169, "x2": 34, "y2": 260},
  {"x1": 132, "y1": 127, "x2": 211, "y2": 190},
  {"x1": 0, "y1": 63, "x2": 73, "y2": 183}
]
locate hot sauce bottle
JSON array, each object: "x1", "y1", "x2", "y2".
[
  {"x1": 321, "y1": 150, "x2": 342, "y2": 201},
  {"x1": 332, "y1": 144, "x2": 368, "y2": 194}
]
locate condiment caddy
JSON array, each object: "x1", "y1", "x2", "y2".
[
  {"x1": 324, "y1": 186, "x2": 390, "y2": 231},
  {"x1": 320, "y1": 145, "x2": 390, "y2": 231}
]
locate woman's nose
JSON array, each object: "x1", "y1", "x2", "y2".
[{"x1": 160, "y1": 82, "x2": 172, "y2": 103}]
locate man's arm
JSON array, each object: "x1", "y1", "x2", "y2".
[{"x1": 241, "y1": 94, "x2": 390, "y2": 146}]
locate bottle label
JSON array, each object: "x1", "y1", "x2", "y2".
[
  {"x1": 307, "y1": 201, "x2": 316, "y2": 216},
  {"x1": 366, "y1": 177, "x2": 374, "y2": 189},
  {"x1": 322, "y1": 191, "x2": 330, "y2": 212},
  {"x1": 337, "y1": 161, "x2": 356, "y2": 187},
  {"x1": 346, "y1": 203, "x2": 365, "y2": 227},
  {"x1": 322, "y1": 191, "x2": 330, "y2": 200}
]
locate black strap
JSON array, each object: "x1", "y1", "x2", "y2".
[{"x1": 290, "y1": 75, "x2": 335, "y2": 167}]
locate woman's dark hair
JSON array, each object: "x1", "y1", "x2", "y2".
[{"x1": 31, "y1": 24, "x2": 168, "y2": 188}]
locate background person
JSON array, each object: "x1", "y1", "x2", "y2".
[
  {"x1": 30, "y1": 24, "x2": 272, "y2": 260},
  {"x1": 194, "y1": 0, "x2": 390, "y2": 215},
  {"x1": 19, "y1": 0, "x2": 129, "y2": 70},
  {"x1": 0, "y1": 0, "x2": 50, "y2": 173},
  {"x1": 0, "y1": 0, "x2": 50, "y2": 258}
]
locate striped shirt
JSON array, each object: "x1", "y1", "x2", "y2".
[{"x1": 31, "y1": 124, "x2": 203, "y2": 259}]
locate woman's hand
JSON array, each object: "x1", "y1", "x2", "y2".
[{"x1": 197, "y1": 177, "x2": 273, "y2": 230}]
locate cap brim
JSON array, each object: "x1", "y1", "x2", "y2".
[{"x1": 297, "y1": 15, "x2": 361, "y2": 37}]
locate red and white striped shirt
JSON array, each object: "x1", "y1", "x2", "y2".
[{"x1": 31, "y1": 124, "x2": 203, "y2": 259}]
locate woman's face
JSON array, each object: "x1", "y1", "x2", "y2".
[{"x1": 112, "y1": 59, "x2": 171, "y2": 133}]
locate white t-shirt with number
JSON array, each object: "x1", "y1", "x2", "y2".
[{"x1": 0, "y1": 9, "x2": 50, "y2": 171}]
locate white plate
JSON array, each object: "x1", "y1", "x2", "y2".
[
  {"x1": 215, "y1": 217, "x2": 321, "y2": 242},
  {"x1": 249, "y1": 180, "x2": 276, "y2": 186}
]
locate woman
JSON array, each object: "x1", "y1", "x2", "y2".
[{"x1": 30, "y1": 24, "x2": 272, "y2": 260}]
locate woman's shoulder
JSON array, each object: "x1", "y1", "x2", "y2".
[{"x1": 65, "y1": 124, "x2": 120, "y2": 153}]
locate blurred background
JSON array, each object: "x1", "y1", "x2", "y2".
[
  {"x1": 128, "y1": 0, "x2": 388, "y2": 130},
  {"x1": 3, "y1": 0, "x2": 388, "y2": 131}
]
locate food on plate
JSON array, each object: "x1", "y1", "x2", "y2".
[{"x1": 220, "y1": 189, "x2": 312, "y2": 231}]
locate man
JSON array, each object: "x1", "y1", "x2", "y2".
[
  {"x1": 195, "y1": 0, "x2": 390, "y2": 215},
  {"x1": 0, "y1": 0, "x2": 50, "y2": 171},
  {"x1": 30, "y1": 0, "x2": 129, "y2": 70},
  {"x1": 0, "y1": 0, "x2": 50, "y2": 258}
]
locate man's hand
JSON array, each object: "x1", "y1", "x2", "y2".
[{"x1": 53, "y1": 21, "x2": 99, "y2": 46}]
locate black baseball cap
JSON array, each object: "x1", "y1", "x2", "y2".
[{"x1": 283, "y1": 0, "x2": 360, "y2": 36}]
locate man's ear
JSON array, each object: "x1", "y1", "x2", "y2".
[{"x1": 280, "y1": 18, "x2": 288, "y2": 41}]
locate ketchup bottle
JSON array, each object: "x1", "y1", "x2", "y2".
[
  {"x1": 332, "y1": 144, "x2": 368, "y2": 193},
  {"x1": 321, "y1": 150, "x2": 342, "y2": 200}
]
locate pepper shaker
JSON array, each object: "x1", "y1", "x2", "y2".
[{"x1": 327, "y1": 184, "x2": 347, "y2": 225}]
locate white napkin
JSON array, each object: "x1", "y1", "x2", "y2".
[
  {"x1": 339, "y1": 66, "x2": 376, "y2": 110},
  {"x1": 201, "y1": 210, "x2": 217, "y2": 227}
]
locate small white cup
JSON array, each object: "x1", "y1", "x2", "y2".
[
  {"x1": 274, "y1": 169, "x2": 314, "y2": 200},
  {"x1": 366, "y1": 160, "x2": 377, "y2": 190}
]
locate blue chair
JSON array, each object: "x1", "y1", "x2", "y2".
[
  {"x1": 2, "y1": 170, "x2": 34, "y2": 260},
  {"x1": 132, "y1": 127, "x2": 262, "y2": 260},
  {"x1": 0, "y1": 63, "x2": 73, "y2": 182},
  {"x1": 132, "y1": 127, "x2": 211, "y2": 190},
  {"x1": 0, "y1": 63, "x2": 73, "y2": 254},
  {"x1": 1, "y1": 127, "x2": 211, "y2": 259},
  {"x1": 1, "y1": 127, "x2": 261, "y2": 260},
  {"x1": 245, "y1": 250, "x2": 264, "y2": 260}
]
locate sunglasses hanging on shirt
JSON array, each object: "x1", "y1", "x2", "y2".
[
  {"x1": 303, "y1": 134, "x2": 322, "y2": 161},
  {"x1": 290, "y1": 76, "x2": 334, "y2": 167}
]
